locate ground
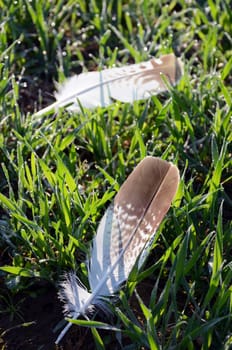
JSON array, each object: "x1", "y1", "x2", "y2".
[{"x1": 0, "y1": 279, "x2": 152, "y2": 350}]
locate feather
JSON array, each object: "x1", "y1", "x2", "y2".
[
  {"x1": 35, "y1": 53, "x2": 183, "y2": 116},
  {"x1": 55, "y1": 156, "x2": 180, "y2": 344}
]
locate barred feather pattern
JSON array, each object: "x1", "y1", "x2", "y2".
[
  {"x1": 55, "y1": 157, "x2": 180, "y2": 344},
  {"x1": 35, "y1": 53, "x2": 183, "y2": 116}
]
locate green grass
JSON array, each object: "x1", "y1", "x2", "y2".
[{"x1": 0, "y1": 0, "x2": 232, "y2": 349}]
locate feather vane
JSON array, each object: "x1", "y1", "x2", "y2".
[
  {"x1": 55, "y1": 156, "x2": 179, "y2": 344},
  {"x1": 35, "y1": 53, "x2": 183, "y2": 116}
]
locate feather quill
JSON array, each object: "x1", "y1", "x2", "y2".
[
  {"x1": 35, "y1": 53, "x2": 183, "y2": 116},
  {"x1": 55, "y1": 156, "x2": 179, "y2": 344}
]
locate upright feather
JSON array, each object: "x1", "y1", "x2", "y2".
[
  {"x1": 35, "y1": 53, "x2": 183, "y2": 116},
  {"x1": 56, "y1": 156, "x2": 180, "y2": 344}
]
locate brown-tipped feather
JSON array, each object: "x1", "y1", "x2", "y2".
[
  {"x1": 89, "y1": 157, "x2": 179, "y2": 293},
  {"x1": 34, "y1": 54, "x2": 183, "y2": 117},
  {"x1": 111, "y1": 157, "x2": 179, "y2": 271},
  {"x1": 56, "y1": 156, "x2": 180, "y2": 344}
]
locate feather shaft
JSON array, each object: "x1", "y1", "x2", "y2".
[{"x1": 55, "y1": 311, "x2": 79, "y2": 344}]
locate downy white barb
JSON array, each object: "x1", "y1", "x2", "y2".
[
  {"x1": 35, "y1": 53, "x2": 183, "y2": 116},
  {"x1": 56, "y1": 156, "x2": 180, "y2": 344}
]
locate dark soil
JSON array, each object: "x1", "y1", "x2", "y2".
[
  {"x1": 0, "y1": 280, "x2": 153, "y2": 350},
  {"x1": 0, "y1": 283, "x2": 63, "y2": 350},
  {"x1": 0, "y1": 282, "x2": 107, "y2": 350}
]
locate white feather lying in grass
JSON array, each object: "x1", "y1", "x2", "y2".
[
  {"x1": 55, "y1": 156, "x2": 180, "y2": 344},
  {"x1": 35, "y1": 53, "x2": 183, "y2": 116}
]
